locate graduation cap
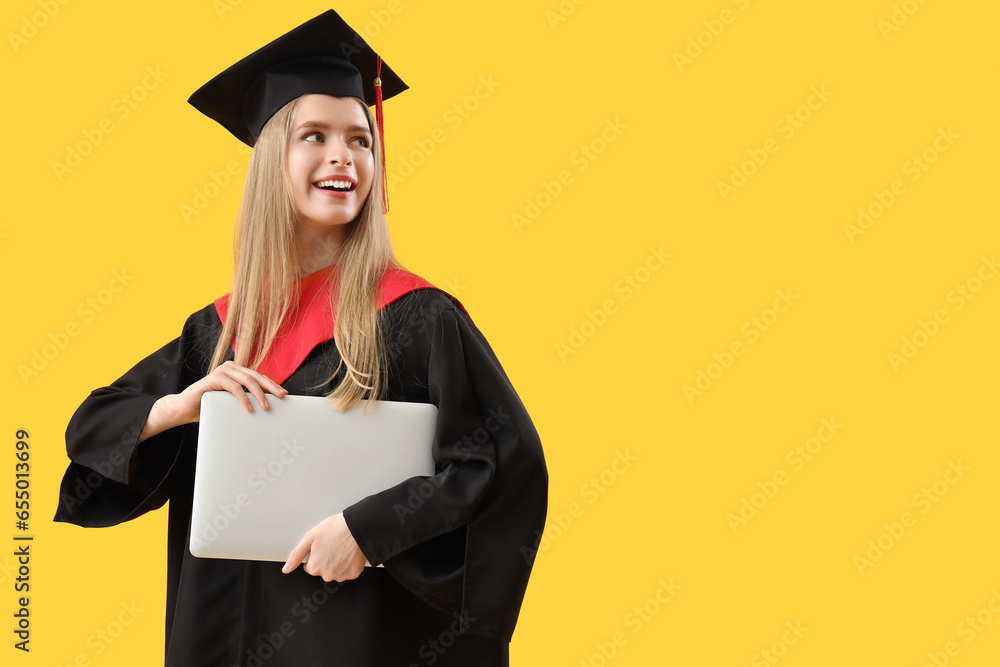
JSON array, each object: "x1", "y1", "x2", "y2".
[{"x1": 187, "y1": 9, "x2": 407, "y2": 212}]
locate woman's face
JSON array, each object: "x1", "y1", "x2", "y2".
[{"x1": 286, "y1": 94, "x2": 375, "y2": 231}]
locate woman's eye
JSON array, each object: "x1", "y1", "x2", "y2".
[
  {"x1": 354, "y1": 136, "x2": 370, "y2": 148},
  {"x1": 303, "y1": 132, "x2": 323, "y2": 142}
]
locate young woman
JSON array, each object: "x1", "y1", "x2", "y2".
[{"x1": 54, "y1": 10, "x2": 548, "y2": 666}]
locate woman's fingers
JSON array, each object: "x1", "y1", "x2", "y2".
[
  {"x1": 215, "y1": 362, "x2": 287, "y2": 412},
  {"x1": 240, "y1": 376, "x2": 270, "y2": 411},
  {"x1": 283, "y1": 514, "x2": 366, "y2": 582},
  {"x1": 165, "y1": 362, "x2": 289, "y2": 426},
  {"x1": 282, "y1": 534, "x2": 313, "y2": 574},
  {"x1": 258, "y1": 370, "x2": 289, "y2": 396},
  {"x1": 173, "y1": 363, "x2": 289, "y2": 422},
  {"x1": 220, "y1": 376, "x2": 256, "y2": 412}
]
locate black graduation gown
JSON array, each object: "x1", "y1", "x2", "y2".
[{"x1": 53, "y1": 285, "x2": 548, "y2": 666}]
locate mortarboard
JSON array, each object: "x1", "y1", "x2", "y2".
[{"x1": 187, "y1": 9, "x2": 407, "y2": 212}]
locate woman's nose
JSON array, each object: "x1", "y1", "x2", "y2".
[{"x1": 326, "y1": 140, "x2": 352, "y2": 165}]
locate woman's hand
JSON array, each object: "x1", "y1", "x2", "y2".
[
  {"x1": 138, "y1": 361, "x2": 288, "y2": 443},
  {"x1": 177, "y1": 360, "x2": 288, "y2": 420},
  {"x1": 282, "y1": 512, "x2": 368, "y2": 582}
]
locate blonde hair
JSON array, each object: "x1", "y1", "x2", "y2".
[{"x1": 208, "y1": 95, "x2": 401, "y2": 412}]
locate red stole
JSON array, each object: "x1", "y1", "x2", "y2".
[{"x1": 214, "y1": 266, "x2": 466, "y2": 384}]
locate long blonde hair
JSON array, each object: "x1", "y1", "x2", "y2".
[{"x1": 208, "y1": 95, "x2": 401, "y2": 411}]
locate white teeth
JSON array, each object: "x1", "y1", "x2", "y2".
[{"x1": 315, "y1": 179, "x2": 354, "y2": 190}]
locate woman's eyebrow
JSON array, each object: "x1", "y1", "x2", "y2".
[{"x1": 295, "y1": 120, "x2": 371, "y2": 135}]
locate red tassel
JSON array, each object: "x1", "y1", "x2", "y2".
[{"x1": 375, "y1": 56, "x2": 388, "y2": 214}]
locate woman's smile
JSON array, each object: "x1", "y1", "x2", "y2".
[{"x1": 312, "y1": 175, "x2": 358, "y2": 198}]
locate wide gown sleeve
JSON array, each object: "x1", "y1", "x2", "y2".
[
  {"x1": 342, "y1": 296, "x2": 548, "y2": 642},
  {"x1": 53, "y1": 307, "x2": 217, "y2": 528}
]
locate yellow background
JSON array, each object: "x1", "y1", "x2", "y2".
[{"x1": 3, "y1": 0, "x2": 999, "y2": 664}]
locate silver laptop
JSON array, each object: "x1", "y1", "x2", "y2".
[{"x1": 190, "y1": 391, "x2": 437, "y2": 563}]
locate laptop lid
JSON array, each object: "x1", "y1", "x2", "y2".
[{"x1": 190, "y1": 391, "x2": 437, "y2": 562}]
